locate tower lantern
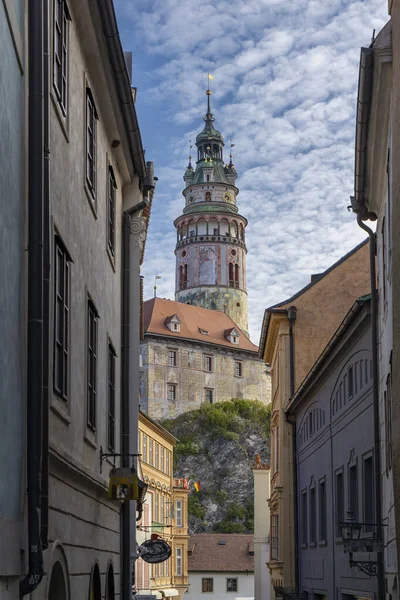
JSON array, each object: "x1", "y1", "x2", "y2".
[{"x1": 174, "y1": 90, "x2": 249, "y2": 335}]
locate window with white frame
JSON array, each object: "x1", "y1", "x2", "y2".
[
  {"x1": 53, "y1": 0, "x2": 70, "y2": 115},
  {"x1": 226, "y1": 578, "x2": 238, "y2": 592},
  {"x1": 176, "y1": 547, "x2": 182, "y2": 576},
  {"x1": 142, "y1": 434, "x2": 147, "y2": 463},
  {"x1": 176, "y1": 500, "x2": 183, "y2": 527}
]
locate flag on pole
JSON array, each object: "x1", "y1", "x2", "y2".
[
  {"x1": 208, "y1": 73, "x2": 214, "y2": 80},
  {"x1": 193, "y1": 481, "x2": 201, "y2": 492}
]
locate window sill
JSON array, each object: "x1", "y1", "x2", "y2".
[
  {"x1": 319, "y1": 540, "x2": 327, "y2": 547},
  {"x1": 309, "y1": 542, "x2": 317, "y2": 548},
  {"x1": 50, "y1": 400, "x2": 71, "y2": 425},
  {"x1": 84, "y1": 428, "x2": 98, "y2": 450},
  {"x1": 301, "y1": 544, "x2": 308, "y2": 549},
  {"x1": 51, "y1": 90, "x2": 70, "y2": 143},
  {"x1": 107, "y1": 246, "x2": 116, "y2": 272},
  {"x1": 84, "y1": 183, "x2": 98, "y2": 219}
]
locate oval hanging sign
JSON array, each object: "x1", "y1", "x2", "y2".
[{"x1": 139, "y1": 539, "x2": 172, "y2": 564}]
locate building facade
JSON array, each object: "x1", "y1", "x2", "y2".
[
  {"x1": 137, "y1": 413, "x2": 189, "y2": 600},
  {"x1": 258, "y1": 241, "x2": 370, "y2": 599},
  {"x1": 0, "y1": 1, "x2": 153, "y2": 599},
  {"x1": 186, "y1": 534, "x2": 254, "y2": 600},
  {"x1": 0, "y1": 1, "x2": 28, "y2": 597},
  {"x1": 174, "y1": 90, "x2": 248, "y2": 335},
  {"x1": 286, "y1": 297, "x2": 378, "y2": 600},
  {"x1": 252, "y1": 455, "x2": 271, "y2": 600},
  {"x1": 140, "y1": 298, "x2": 270, "y2": 420},
  {"x1": 351, "y1": 13, "x2": 398, "y2": 597}
]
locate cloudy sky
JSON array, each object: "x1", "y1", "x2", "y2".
[{"x1": 115, "y1": 0, "x2": 388, "y2": 343}]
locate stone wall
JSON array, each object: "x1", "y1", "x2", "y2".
[
  {"x1": 175, "y1": 286, "x2": 248, "y2": 336},
  {"x1": 140, "y1": 336, "x2": 271, "y2": 421}
]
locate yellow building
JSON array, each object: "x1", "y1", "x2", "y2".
[
  {"x1": 137, "y1": 412, "x2": 189, "y2": 600},
  {"x1": 258, "y1": 241, "x2": 370, "y2": 599}
]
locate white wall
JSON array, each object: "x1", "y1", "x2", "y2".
[{"x1": 186, "y1": 572, "x2": 254, "y2": 600}]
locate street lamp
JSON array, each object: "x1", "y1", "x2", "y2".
[{"x1": 339, "y1": 510, "x2": 383, "y2": 577}]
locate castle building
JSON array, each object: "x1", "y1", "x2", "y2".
[
  {"x1": 174, "y1": 90, "x2": 249, "y2": 334},
  {"x1": 140, "y1": 91, "x2": 270, "y2": 420}
]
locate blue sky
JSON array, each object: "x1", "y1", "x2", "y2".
[{"x1": 114, "y1": 0, "x2": 388, "y2": 342}]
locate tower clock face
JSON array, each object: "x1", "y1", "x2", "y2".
[{"x1": 224, "y1": 193, "x2": 233, "y2": 203}]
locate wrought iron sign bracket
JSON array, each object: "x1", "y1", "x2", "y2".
[
  {"x1": 99, "y1": 446, "x2": 141, "y2": 473},
  {"x1": 350, "y1": 557, "x2": 378, "y2": 577}
]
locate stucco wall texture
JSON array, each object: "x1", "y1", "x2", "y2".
[{"x1": 140, "y1": 338, "x2": 271, "y2": 420}]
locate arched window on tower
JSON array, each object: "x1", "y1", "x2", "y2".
[
  {"x1": 205, "y1": 191, "x2": 211, "y2": 201},
  {"x1": 235, "y1": 264, "x2": 240, "y2": 288},
  {"x1": 229, "y1": 263, "x2": 234, "y2": 288},
  {"x1": 183, "y1": 264, "x2": 188, "y2": 288},
  {"x1": 179, "y1": 265, "x2": 183, "y2": 290}
]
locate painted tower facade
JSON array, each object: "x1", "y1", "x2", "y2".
[{"x1": 174, "y1": 91, "x2": 249, "y2": 334}]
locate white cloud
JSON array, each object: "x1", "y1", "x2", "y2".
[{"x1": 115, "y1": 0, "x2": 388, "y2": 342}]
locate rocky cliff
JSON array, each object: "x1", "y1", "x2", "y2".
[{"x1": 162, "y1": 398, "x2": 271, "y2": 534}]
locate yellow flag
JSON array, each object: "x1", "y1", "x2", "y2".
[{"x1": 208, "y1": 74, "x2": 214, "y2": 80}]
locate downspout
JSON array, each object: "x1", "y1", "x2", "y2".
[
  {"x1": 41, "y1": 0, "x2": 50, "y2": 550},
  {"x1": 121, "y1": 163, "x2": 155, "y2": 600},
  {"x1": 287, "y1": 306, "x2": 299, "y2": 598},
  {"x1": 355, "y1": 218, "x2": 384, "y2": 600},
  {"x1": 20, "y1": 0, "x2": 45, "y2": 595}
]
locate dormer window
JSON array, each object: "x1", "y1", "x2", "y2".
[
  {"x1": 225, "y1": 327, "x2": 240, "y2": 344},
  {"x1": 165, "y1": 314, "x2": 181, "y2": 333}
]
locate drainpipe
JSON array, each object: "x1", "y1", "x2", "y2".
[
  {"x1": 287, "y1": 306, "x2": 299, "y2": 598},
  {"x1": 355, "y1": 216, "x2": 385, "y2": 600},
  {"x1": 41, "y1": 0, "x2": 50, "y2": 550},
  {"x1": 121, "y1": 163, "x2": 155, "y2": 600},
  {"x1": 20, "y1": 0, "x2": 45, "y2": 595}
]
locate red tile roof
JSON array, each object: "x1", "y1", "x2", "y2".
[
  {"x1": 188, "y1": 534, "x2": 254, "y2": 572},
  {"x1": 143, "y1": 298, "x2": 258, "y2": 353}
]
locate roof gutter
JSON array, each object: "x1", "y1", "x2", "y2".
[
  {"x1": 351, "y1": 47, "x2": 375, "y2": 219},
  {"x1": 96, "y1": 0, "x2": 146, "y2": 181}
]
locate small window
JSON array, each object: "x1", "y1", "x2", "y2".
[
  {"x1": 154, "y1": 493, "x2": 159, "y2": 522},
  {"x1": 142, "y1": 434, "x2": 147, "y2": 463},
  {"x1": 199, "y1": 328, "x2": 208, "y2": 335},
  {"x1": 319, "y1": 479, "x2": 327, "y2": 542},
  {"x1": 161, "y1": 446, "x2": 165, "y2": 472},
  {"x1": 168, "y1": 384, "x2": 176, "y2": 401},
  {"x1": 155, "y1": 443, "x2": 159, "y2": 469},
  {"x1": 169, "y1": 350, "x2": 177, "y2": 367},
  {"x1": 270, "y1": 515, "x2": 279, "y2": 560},
  {"x1": 301, "y1": 489, "x2": 308, "y2": 546},
  {"x1": 87, "y1": 298, "x2": 98, "y2": 430},
  {"x1": 166, "y1": 449, "x2": 170, "y2": 475},
  {"x1": 335, "y1": 470, "x2": 344, "y2": 538},
  {"x1": 227, "y1": 579, "x2": 238, "y2": 592},
  {"x1": 176, "y1": 500, "x2": 182, "y2": 527},
  {"x1": 235, "y1": 362, "x2": 242, "y2": 377},
  {"x1": 149, "y1": 439, "x2": 153, "y2": 466},
  {"x1": 349, "y1": 463, "x2": 358, "y2": 519},
  {"x1": 176, "y1": 548, "x2": 183, "y2": 577},
  {"x1": 363, "y1": 455, "x2": 375, "y2": 533},
  {"x1": 107, "y1": 342, "x2": 116, "y2": 451},
  {"x1": 107, "y1": 166, "x2": 117, "y2": 257},
  {"x1": 202, "y1": 578, "x2": 213, "y2": 593},
  {"x1": 205, "y1": 355, "x2": 213, "y2": 372},
  {"x1": 86, "y1": 88, "x2": 98, "y2": 201},
  {"x1": 54, "y1": 236, "x2": 71, "y2": 400},
  {"x1": 53, "y1": 0, "x2": 70, "y2": 115},
  {"x1": 205, "y1": 389, "x2": 213, "y2": 404},
  {"x1": 309, "y1": 485, "x2": 316, "y2": 544}
]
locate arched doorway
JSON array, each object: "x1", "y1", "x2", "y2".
[
  {"x1": 48, "y1": 561, "x2": 67, "y2": 600},
  {"x1": 89, "y1": 563, "x2": 101, "y2": 600},
  {"x1": 106, "y1": 563, "x2": 115, "y2": 600}
]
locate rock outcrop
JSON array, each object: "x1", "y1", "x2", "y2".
[{"x1": 162, "y1": 398, "x2": 270, "y2": 534}]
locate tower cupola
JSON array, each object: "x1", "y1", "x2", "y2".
[{"x1": 174, "y1": 88, "x2": 249, "y2": 336}]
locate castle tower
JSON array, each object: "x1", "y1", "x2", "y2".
[{"x1": 174, "y1": 90, "x2": 249, "y2": 335}]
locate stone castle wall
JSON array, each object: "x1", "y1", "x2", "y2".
[{"x1": 140, "y1": 336, "x2": 271, "y2": 421}]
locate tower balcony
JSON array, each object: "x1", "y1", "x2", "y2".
[{"x1": 175, "y1": 234, "x2": 247, "y2": 252}]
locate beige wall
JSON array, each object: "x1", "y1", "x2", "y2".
[
  {"x1": 141, "y1": 337, "x2": 271, "y2": 420},
  {"x1": 138, "y1": 414, "x2": 189, "y2": 599}
]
